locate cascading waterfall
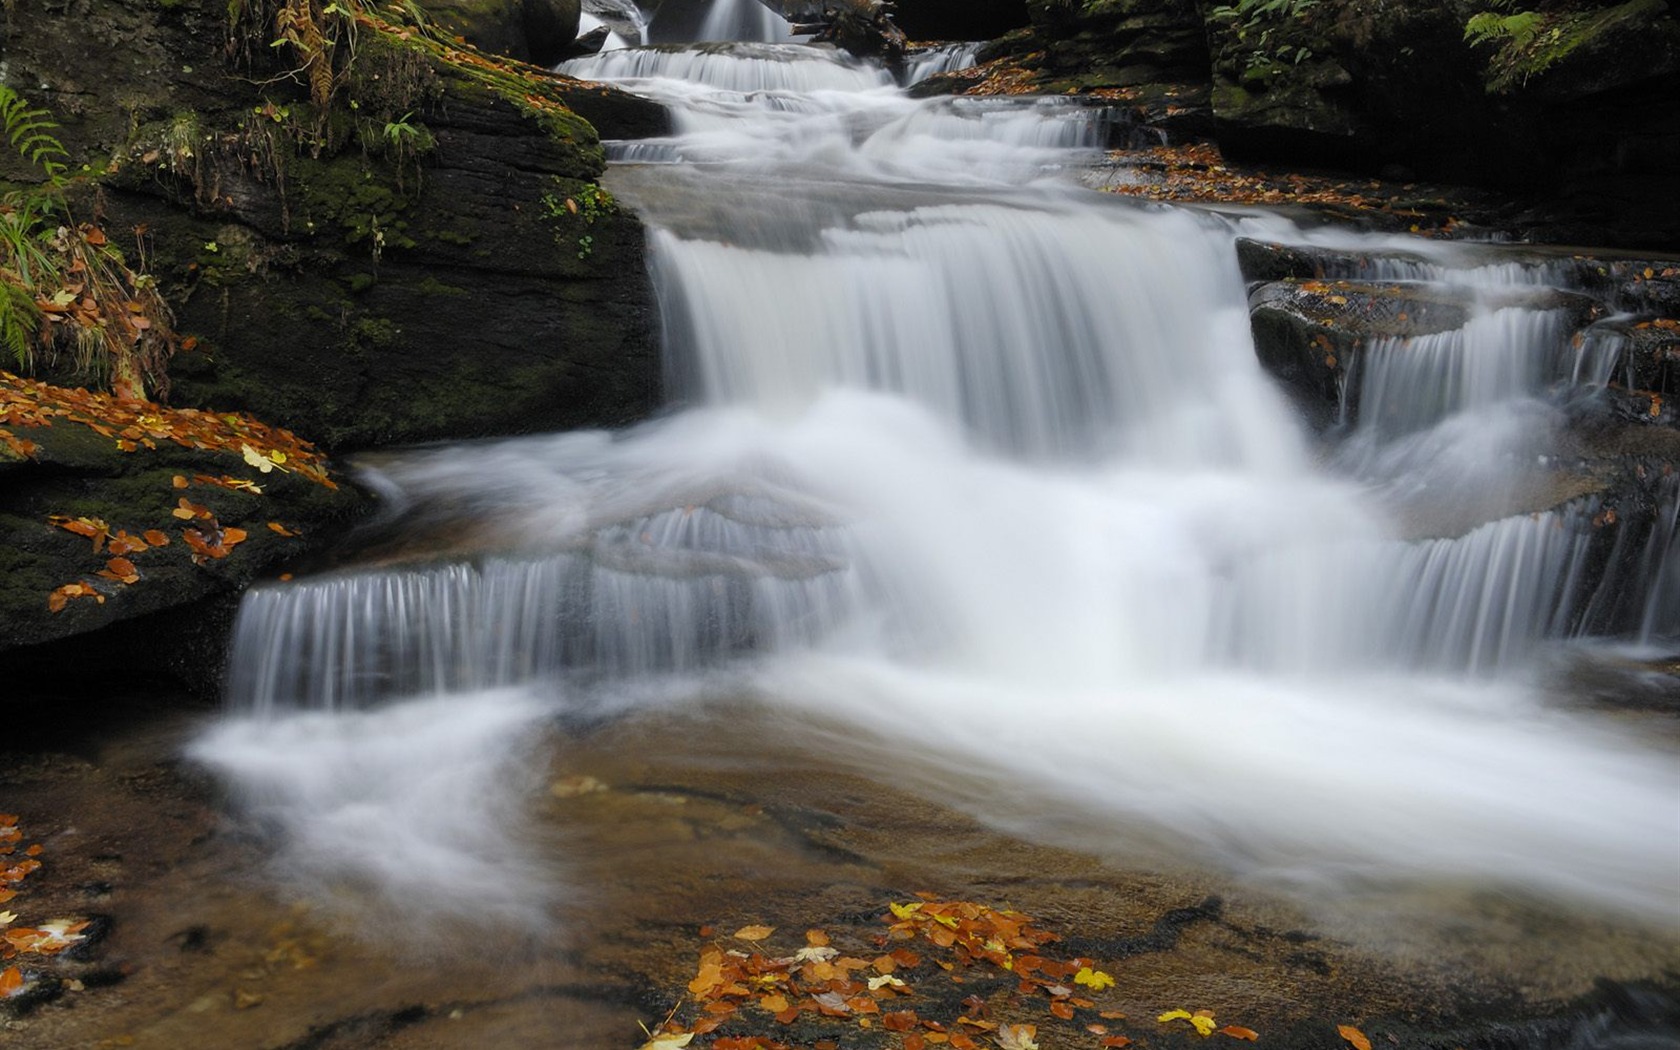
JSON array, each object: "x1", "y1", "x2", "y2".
[{"x1": 195, "y1": 30, "x2": 1680, "y2": 927}]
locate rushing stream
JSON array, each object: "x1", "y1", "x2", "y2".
[{"x1": 193, "y1": 11, "x2": 1679, "y2": 940}]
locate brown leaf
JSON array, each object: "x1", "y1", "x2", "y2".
[
  {"x1": 0, "y1": 965, "x2": 21, "y2": 997},
  {"x1": 734, "y1": 924, "x2": 775, "y2": 942},
  {"x1": 143, "y1": 529, "x2": 170, "y2": 546}
]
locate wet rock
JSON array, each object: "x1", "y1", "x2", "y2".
[
  {"x1": 1248, "y1": 278, "x2": 1472, "y2": 430},
  {"x1": 1235, "y1": 237, "x2": 1435, "y2": 287}
]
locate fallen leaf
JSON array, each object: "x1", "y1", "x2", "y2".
[
  {"x1": 734, "y1": 924, "x2": 774, "y2": 942},
  {"x1": 0, "y1": 965, "x2": 21, "y2": 997},
  {"x1": 1218, "y1": 1026, "x2": 1259, "y2": 1041},
  {"x1": 241, "y1": 444, "x2": 281, "y2": 473},
  {"x1": 1338, "y1": 1025, "x2": 1372, "y2": 1050},
  {"x1": 637, "y1": 1033, "x2": 693, "y2": 1050},
  {"x1": 1074, "y1": 966, "x2": 1115, "y2": 990},
  {"x1": 995, "y1": 1023, "x2": 1038, "y2": 1050}
]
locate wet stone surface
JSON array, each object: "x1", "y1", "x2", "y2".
[{"x1": 2, "y1": 696, "x2": 1678, "y2": 1049}]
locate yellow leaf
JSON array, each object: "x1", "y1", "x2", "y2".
[
  {"x1": 1074, "y1": 966, "x2": 1115, "y2": 990},
  {"x1": 733, "y1": 924, "x2": 774, "y2": 942},
  {"x1": 1159, "y1": 1010, "x2": 1193, "y2": 1023},
  {"x1": 637, "y1": 1033, "x2": 693, "y2": 1050},
  {"x1": 868, "y1": 974, "x2": 907, "y2": 991},
  {"x1": 889, "y1": 902, "x2": 923, "y2": 920},
  {"x1": 1192, "y1": 1015, "x2": 1218, "y2": 1037}
]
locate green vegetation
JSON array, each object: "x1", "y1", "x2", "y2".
[
  {"x1": 1209, "y1": 0, "x2": 1322, "y2": 83},
  {"x1": 1463, "y1": 0, "x2": 1666, "y2": 93},
  {"x1": 542, "y1": 180, "x2": 617, "y2": 259},
  {"x1": 1, "y1": 87, "x2": 178, "y2": 398}
]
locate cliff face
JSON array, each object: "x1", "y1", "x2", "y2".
[
  {"x1": 2, "y1": 0, "x2": 668, "y2": 451},
  {"x1": 0, "y1": 0, "x2": 669, "y2": 677}
]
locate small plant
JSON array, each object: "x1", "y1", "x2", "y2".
[
  {"x1": 0, "y1": 87, "x2": 180, "y2": 398},
  {"x1": 1464, "y1": 9, "x2": 1544, "y2": 48},
  {"x1": 541, "y1": 181, "x2": 617, "y2": 259},
  {"x1": 381, "y1": 111, "x2": 419, "y2": 147}
]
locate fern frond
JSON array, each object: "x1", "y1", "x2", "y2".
[
  {"x1": 0, "y1": 277, "x2": 39, "y2": 372},
  {"x1": 0, "y1": 85, "x2": 71, "y2": 182}
]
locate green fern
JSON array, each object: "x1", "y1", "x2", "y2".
[
  {"x1": 1464, "y1": 10, "x2": 1544, "y2": 48},
  {"x1": 0, "y1": 279, "x2": 38, "y2": 371},
  {"x1": 0, "y1": 85, "x2": 70, "y2": 184}
]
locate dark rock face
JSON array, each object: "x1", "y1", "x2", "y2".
[
  {"x1": 418, "y1": 0, "x2": 584, "y2": 67},
  {"x1": 894, "y1": 0, "x2": 1030, "y2": 40}
]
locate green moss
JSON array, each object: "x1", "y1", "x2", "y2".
[
  {"x1": 416, "y1": 275, "x2": 469, "y2": 298},
  {"x1": 346, "y1": 272, "x2": 377, "y2": 294},
  {"x1": 349, "y1": 317, "x2": 399, "y2": 348}
]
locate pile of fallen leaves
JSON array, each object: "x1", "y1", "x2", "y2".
[
  {"x1": 1098, "y1": 143, "x2": 1467, "y2": 233},
  {"x1": 0, "y1": 369, "x2": 333, "y2": 485},
  {"x1": 1, "y1": 370, "x2": 332, "y2": 611},
  {"x1": 1, "y1": 814, "x2": 92, "y2": 1003},
  {"x1": 637, "y1": 896, "x2": 1278, "y2": 1050}
]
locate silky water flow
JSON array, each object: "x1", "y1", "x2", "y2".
[{"x1": 191, "y1": 18, "x2": 1680, "y2": 937}]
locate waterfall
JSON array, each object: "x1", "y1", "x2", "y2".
[{"x1": 196, "y1": 34, "x2": 1680, "y2": 927}]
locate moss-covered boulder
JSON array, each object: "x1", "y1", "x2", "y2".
[
  {"x1": 0, "y1": 371, "x2": 370, "y2": 691},
  {"x1": 3, "y1": 0, "x2": 668, "y2": 452}
]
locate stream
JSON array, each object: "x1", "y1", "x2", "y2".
[{"x1": 22, "y1": 4, "x2": 1680, "y2": 1047}]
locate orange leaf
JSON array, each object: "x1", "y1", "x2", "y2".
[
  {"x1": 268, "y1": 521, "x2": 299, "y2": 537},
  {"x1": 0, "y1": 965, "x2": 21, "y2": 997},
  {"x1": 734, "y1": 924, "x2": 775, "y2": 942},
  {"x1": 884, "y1": 1010, "x2": 919, "y2": 1031},
  {"x1": 1338, "y1": 1025, "x2": 1372, "y2": 1050},
  {"x1": 1219, "y1": 1026, "x2": 1259, "y2": 1041},
  {"x1": 1049, "y1": 1001, "x2": 1074, "y2": 1020},
  {"x1": 1101, "y1": 1039, "x2": 1133, "y2": 1048},
  {"x1": 222, "y1": 527, "x2": 248, "y2": 548},
  {"x1": 173, "y1": 475, "x2": 188, "y2": 489},
  {"x1": 143, "y1": 530, "x2": 170, "y2": 546}
]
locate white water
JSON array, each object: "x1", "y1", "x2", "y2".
[{"x1": 196, "y1": 38, "x2": 1680, "y2": 929}]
